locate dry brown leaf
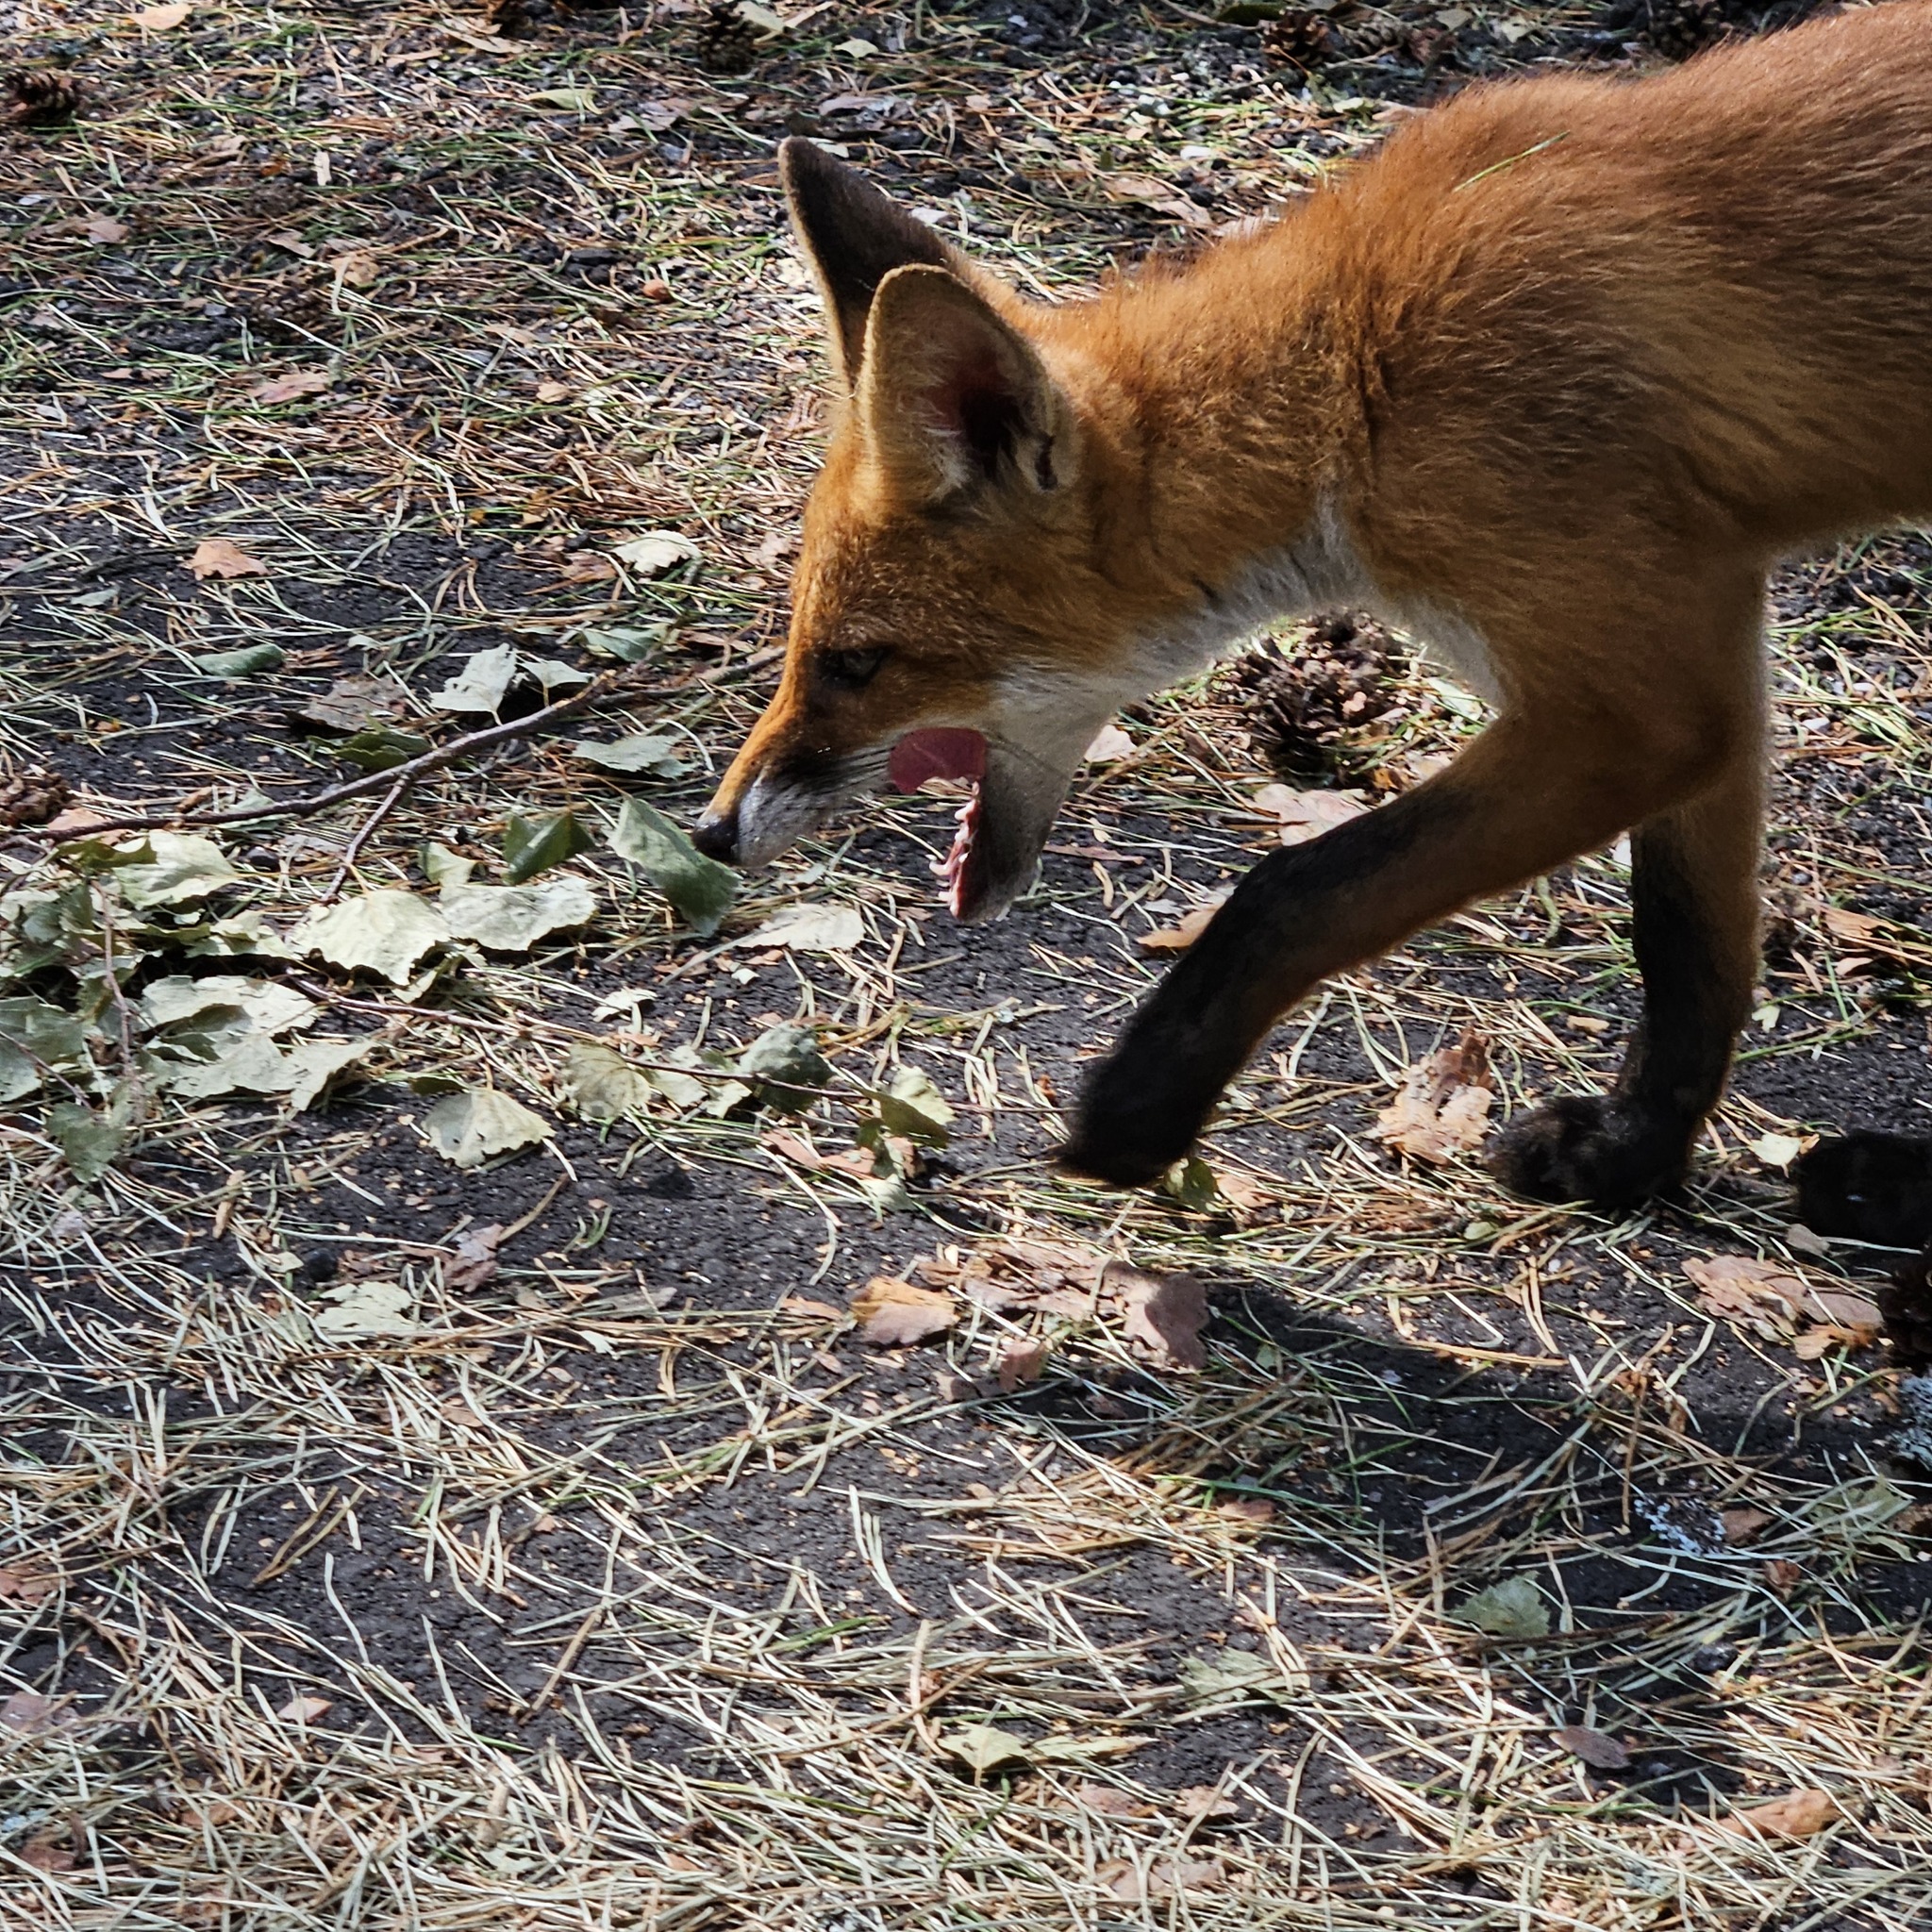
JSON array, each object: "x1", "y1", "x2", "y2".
[
  {"x1": 276, "y1": 1694, "x2": 332, "y2": 1724},
  {"x1": 1215, "y1": 1495, "x2": 1274, "y2": 1525},
  {"x1": 850, "y1": 1275, "x2": 957, "y2": 1347},
  {"x1": 1553, "y1": 1724, "x2": 1630, "y2": 1771},
  {"x1": 1252, "y1": 782, "x2": 1371, "y2": 846},
  {"x1": 21, "y1": 1838, "x2": 75, "y2": 1873},
  {"x1": 1138, "y1": 891, "x2": 1230, "y2": 955},
  {"x1": 1071, "y1": 1782, "x2": 1154, "y2": 1819},
  {"x1": 186, "y1": 537, "x2": 268, "y2": 580},
  {"x1": 995, "y1": 1336, "x2": 1049, "y2": 1392},
  {"x1": 1374, "y1": 1029, "x2": 1493, "y2": 1162},
  {"x1": 534, "y1": 378, "x2": 572, "y2": 403},
  {"x1": 1083, "y1": 723, "x2": 1136, "y2": 762},
  {"x1": 1763, "y1": 1557, "x2": 1804, "y2": 1598},
  {"x1": 1215, "y1": 1170, "x2": 1273, "y2": 1221},
  {"x1": 0, "y1": 1564, "x2": 58, "y2": 1606},
  {"x1": 82, "y1": 214, "x2": 128, "y2": 243},
  {"x1": 1174, "y1": 1785, "x2": 1240, "y2": 1821},
  {"x1": 1103, "y1": 1259, "x2": 1208, "y2": 1371},
  {"x1": 1100, "y1": 1856, "x2": 1226, "y2": 1900},
  {"x1": 135, "y1": 2, "x2": 193, "y2": 26},
  {"x1": 251, "y1": 367, "x2": 330, "y2": 406},
  {"x1": 1823, "y1": 906, "x2": 1889, "y2": 951},
  {"x1": 778, "y1": 1293, "x2": 844, "y2": 1321},
  {"x1": 1683, "y1": 1256, "x2": 1883, "y2": 1350},
  {"x1": 1719, "y1": 1788, "x2": 1837, "y2": 1838},
  {"x1": 1719, "y1": 1506, "x2": 1774, "y2": 1545},
  {"x1": 330, "y1": 248, "x2": 379, "y2": 289},
  {"x1": 443, "y1": 1224, "x2": 504, "y2": 1293},
  {"x1": 0, "y1": 1690, "x2": 74, "y2": 1734}
]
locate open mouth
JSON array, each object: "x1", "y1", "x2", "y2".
[{"x1": 888, "y1": 727, "x2": 989, "y2": 919}]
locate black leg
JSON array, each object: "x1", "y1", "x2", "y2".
[{"x1": 1489, "y1": 755, "x2": 1763, "y2": 1206}]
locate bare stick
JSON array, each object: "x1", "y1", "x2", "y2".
[
  {"x1": 38, "y1": 668, "x2": 643, "y2": 841},
  {"x1": 320, "y1": 772, "x2": 412, "y2": 903}
]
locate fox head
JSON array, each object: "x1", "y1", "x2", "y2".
[{"x1": 692, "y1": 140, "x2": 1299, "y2": 920}]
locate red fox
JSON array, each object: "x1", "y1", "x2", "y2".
[{"x1": 694, "y1": 1, "x2": 1932, "y2": 1205}]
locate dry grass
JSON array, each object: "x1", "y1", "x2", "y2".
[{"x1": 2, "y1": 1, "x2": 1930, "y2": 1927}]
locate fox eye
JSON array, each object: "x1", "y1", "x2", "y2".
[{"x1": 818, "y1": 646, "x2": 888, "y2": 690}]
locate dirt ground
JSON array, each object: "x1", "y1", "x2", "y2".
[{"x1": 4, "y1": 1, "x2": 1932, "y2": 1926}]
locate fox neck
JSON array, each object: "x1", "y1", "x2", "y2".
[{"x1": 1057, "y1": 222, "x2": 1372, "y2": 680}]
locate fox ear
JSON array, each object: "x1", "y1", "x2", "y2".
[
  {"x1": 859, "y1": 264, "x2": 1073, "y2": 506},
  {"x1": 780, "y1": 138, "x2": 965, "y2": 388}
]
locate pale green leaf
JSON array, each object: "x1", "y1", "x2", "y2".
[
  {"x1": 429, "y1": 644, "x2": 519, "y2": 714},
  {"x1": 292, "y1": 890, "x2": 450, "y2": 983},
  {"x1": 503, "y1": 809, "x2": 596, "y2": 885},
  {"x1": 563, "y1": 1042, "x2": 655, "y2": 1122},
  {"x1": 313, "y1": 1276, "x2": 418, "y2": 1340},
  {"x1": 141, "y1": 974, "x2": 318, "y2": 1039},
  {"x1": 419, "y1": 841, "x2": 475, "y2": 890},
  {"x1": 573, "y1": 733, "x2": 688, "y2": 776},
  {"x1": 0, "y1": 995, "x2": 92, "y2": 1103},
  {"x1": 946, "y1": 1724, "x2": 1030, "y2": 1775},
  {"x1": 46, "y1": 1102, "x2": 124, "y2": 1182},
  {"x1": 441, "y1": 878, "x2": 595, "y2": 952},
  {"x1": 735, "y1": 1023, "x2": 833, "y2": 1115},
  {"x1": 113, "y1": 832, "x2": 242, "y2": 909},
  {"x1": 610, "y1": 531, "x2": 699, "y2": 576},
  {"x1": 336, "y1": 726, "x2": 431, "y2": 772},
  {"x1": 424, "y1": 1089, "x2": 550, "y2": 1168},
  {"x1": 192, "y1": 643, "x2": 286, "y2": 678},
  {"x1": 747, "y1": 902, "x2": 864, "y2": 953},
  {"x1": 1454, "y1": 1574, "x2": 1550, "y2": 1640}
]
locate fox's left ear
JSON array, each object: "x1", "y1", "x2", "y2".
[{"x1": 859, "y1": 264, "x2": 1075, "y2": 506}]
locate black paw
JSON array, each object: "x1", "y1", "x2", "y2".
[
  {"x1": 1793, "y1": 1131, "x2": 1932, "y2": 1247},
  {"x1": 1487, "y1": 1094, "x2": 1692, "y2": 1208},
  {"x1": 1058, "y1": 1058, "x2": 1211, "y2": 1189}
]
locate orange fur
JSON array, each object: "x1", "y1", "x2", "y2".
[{"x1": 695, "y1": 3, "x2": 1932, "y2": 1200}]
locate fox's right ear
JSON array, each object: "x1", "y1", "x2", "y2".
[{"x1": 780, "y1": 137, "x2": 968, "y2": 389}]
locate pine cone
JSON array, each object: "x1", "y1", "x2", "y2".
[
  {"x1": 1260, "y1": 10, "x2": 1336, "y2": 72},
  {"x1": 4, "y1": 70, "x2": 87, "y2": 127},
  {"x1": 1229, "y1": 613, "x2": 1405, "y2": 786},
  {"x1": 695, "y1": 1, "x2": 760, "y2": 74}
]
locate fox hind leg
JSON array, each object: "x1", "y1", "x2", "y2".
[{"x1": 1488, "y1": 744, "x2": 1764, "y2": 1206}]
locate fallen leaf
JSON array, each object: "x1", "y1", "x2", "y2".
[
  {"x1": 608, "y1": 798, "x2": 737, "y2": 936},
  {"x1": 611, "y1": 530, "x2": 700, "y2": 576},
  {"x1": 743, "y1": 902, "x2": 865, "y2": 953},
  {"x1": 1720, "y1": 1506, "x2": 1774, "y2": 1544},
  {"x1": 1683, "y1": 1255, "x2": 1883, "y2": 1349},
  {"x1": 534, "y1": 377, "x2": 573, "y2": 403},
  {"x1": 1453, "y1": 1574, "x2": 1550, "y2": 1640},
  {"x1": 330, "y1": 248, "x2": 379, "y2": 290},
  {"x1": 1178, "y1": 1650, "x2": 1278, "y2": 1706},
  {"x1": 275, "y1": 1694, "x2": 333, "y2": 1724},
  {"x1": 108, "y1": 829, "x2": 243, "y2": 909},
  {"x1": 1214, "y1": 1170, "x2": 1273, "y2": 1221},
  {"x1": 425, "y1": 1090, "x2": 550, "y2": 1169},
  {"x1": 142, "y1": 974, "x2": 318, "y2": 1039},
  {"x1": 736, "y1": 1024, "x2": 833, "y2": 1113},
  {"x1": 859, "y1": 1066, "x2": 955, "y2": 1149},
  {"x1": 1751, "y1": 1130, "x2": 1812, "y2": 1171},
  {"x1": 1138, "y1": 889, "x2": 1232, "y2": 954},
  {"x1": 1102, "y1": 1259, "x2": 1208, "y2": 1371},
  {"x1": 420, "y1": 841, "x2": 473, "y2": 890},
  {"x1": 945, "y1": 1724, "x2": 1029, "y2": 1774},
  {"x1": 251, "y1": 367, "x2": 330, "y2": 406},
  {"x1": 1253, "y1": 782, "x2": 1372, "y2": 845},
  {"x1": 1083, "y1": 723, "x2": 1135, "y2": 762},
  {"x1": 573, "y1": 732, "x2": 687, "y2": 776},
  {"x1": 1823, "y1": 907, "x2": 1889, "y2": 952},
  {"x1": 778, "y1": 1292, "x2": 845, "y2": 1321},
  {"x1": 292, "y1": 889, "x2": 449, "y2": 983},
  {"x1": 82, "y1": 214, "x2": 128, "y2": 243},
  {"x1": 186, "y1": 536, "x2": 268, "y2": 580},
  {"x1": 564, "y1": 1043, "x2": 657, "y2": 1123},
  {"x1": 0, "y1": 1690, "x2": 74, "y2": 1734},
  {"x1": 430, "y1": 644, "x2": 519, "y2": 714},
  {"x1": 527, "y1": 85, "x2": 597, "y2": 111},
  {"x1": 1764, "y1": 1557, "x2": 1804, "y2": 1597},
  {"x1": 313, "y1": 1277, "x2": 416, "y2": 1340},
  {"x1": 444, "y1": 1224, "x2": 504, "y2": 1293},
  {"x1": 1216, "y1": 1495, "x2": 1274, "y2": 1525},
  {"x1": 441, "y1": 877, "x2": 595, "y2": 952},
  {"x1": 1554, "y1": 1724, "x2": 1630, "y2": 1771},
  {"x1": 47, "y1": 1102, "x2": 125, "y2": 1182},
  {"x1": 0, "y1": 1566, "x2": 58, "y2": 1607},
  {"x1": 1374, "y1": 1029, "x2": 1494, "y2": 1162},
  {"x1": 296, "y1": 673, "x2": 411, "y2": 734},
  {"x1": 21, "y1": 1839, "x2": 75, "y2": 1874},
  {"x1": 1175, "y1": 1785, "x2": 1241, "y2": 1821},
  {"x1": 995, "y1": 1337, "x2": 1049, "y2": 1391},
  {"x1": 1071, "y1": 1782, "x2": 1155, "y2": 1819},
  {"x1": 0, "y1": 995, "x2": 91, "y2": 1104},
  {"x1": 1719, "y1": 1789, "x2": 1838, "y2": 1839},
  {"x1": 850, "y1": 1275, "x2": 957, "y2": 1346},
  {"x1": 192, "y1": 642, "x2": 285, "y2": 678},
  {"x1": 135, "y1": 2, "x2": 193, "y2": 26}
]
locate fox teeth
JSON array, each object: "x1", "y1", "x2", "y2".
[{"x1": 931, "y1": 784, "x2": 981, "y2": 918}]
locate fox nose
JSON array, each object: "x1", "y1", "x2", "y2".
[{"x1": 691, "y1": 806, "x2": 741, "y2": 864}]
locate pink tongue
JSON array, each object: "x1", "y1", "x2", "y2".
[{"x1": 889, "y1": 728, "x2": 988, "y2": 793}]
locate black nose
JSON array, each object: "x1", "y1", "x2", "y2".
[{"x1": 691, "y1": 808, "x2": 741, "y2": 864}]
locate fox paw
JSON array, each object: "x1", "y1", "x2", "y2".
[
  {"x1": 1058, "y1": 1063, "x2": 1208, "y2": 1189},
  {"x1": 1487, "y1": 1094, "x2": 1691, "y2": 1208}
]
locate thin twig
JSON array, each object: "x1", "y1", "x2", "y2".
[
  {"x1": 321, "y1": 774, "x2": 412, "y2": 903},
  {"x1": 40, "y1": 670, "x2": 644, "y2": 841}
]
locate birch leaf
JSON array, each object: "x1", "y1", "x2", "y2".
[
  {"x1": 609, "y1": 798, "x2": 736, "y2": 936},
  {"x1": 292, "y1": 889, "x2": 449, "y2": 983},
  {"x1": 429, "y1": 644, "x2": 519, "y2": 714},
  {"x1": 441, "y1": 878, "x2": 595, "y2": 951},
  {"x1": 424, "y1": 1089, "x2": 550, "y2": 1168}
]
